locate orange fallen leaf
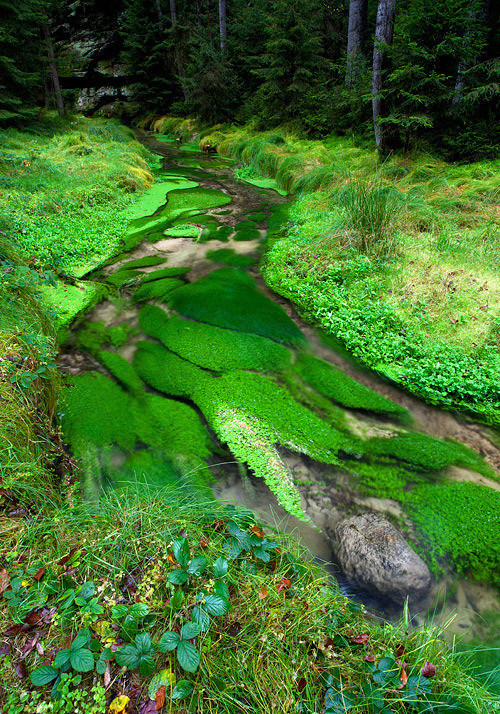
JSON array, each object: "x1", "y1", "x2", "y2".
[
  {"x1": 155, "y1": 685, "x2": 166, "y2": 710},
  {"x1": 351, "y1": 632, "x2": 370, "y2": 644},
  {"x1": 258, "y1": 586, "x2": 268, "y2": 600},
  {"x1": 276, "y1": 578, "x2": 291, "y2": 593},
  {"x1": 421, "y1": 661, "x2": 436, "y2": 678},
  {"x1": 250, "y1": 525, "x2": 264, "y2": 538},
  {"x1": 0, "y1": 569, "x2": 10, "y2": 596}
]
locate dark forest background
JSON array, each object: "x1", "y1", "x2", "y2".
[{"x1": 1, "y1": 0, "x2": 499, "y2": 159}]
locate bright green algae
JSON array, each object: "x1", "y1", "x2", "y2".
[
  {"x1": 165, "y1": 268, "x2": 305, "y2": 346},
  {"x1": 138, "y1": 305, "x2": 292, "y2": 373},
  {"x1": 123, "y1": 177, "x2": 198, "y2": 220}
]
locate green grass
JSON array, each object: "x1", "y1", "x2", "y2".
[
  {"x1": 165, "y1": 268, "x2": 306, "y2": 347},
  {"x1": 0, "y1": 116, "x2": 155, "y2": 277}
]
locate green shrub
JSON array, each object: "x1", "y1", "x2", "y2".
[
  {"x1": 294, "y1": 353, "x2": 409, "y2": 420},
  {"x1": 138, "y1": 306, "x2": 292, "y2": 373},
  {"x1": 165, "y1": 268, "x2": 305, "y2": 346}
]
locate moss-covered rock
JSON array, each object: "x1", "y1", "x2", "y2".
[{"x1": 132, "y1": 277, "x2": 185, "y2": 303}]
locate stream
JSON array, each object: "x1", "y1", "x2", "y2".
[{"x1": 60, "y1": 131, "x2": 500, "y2": 649}]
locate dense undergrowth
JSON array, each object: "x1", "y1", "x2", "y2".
[{"x1": 147, "y1": 117, "x2": 500, "y2": 428}]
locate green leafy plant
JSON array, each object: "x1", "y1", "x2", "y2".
[
  {"x1": 158, "y1": 622, "x2": 202, "y2": 673},
  {"x1": 114, "y1": 632, "x2": 156, "y2": 676}
]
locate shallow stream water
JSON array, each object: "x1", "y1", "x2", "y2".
[{"x1": 60, "y1": 132, "x2": 500, "y2": 646}]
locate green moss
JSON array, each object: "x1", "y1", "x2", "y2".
[
  {"x1": 96, "y1": 350, "x2": 144, "y2": 393},
  {"x1": 138, "y1": 306, "x2": 292, "y2": 373},
  {"x1": 365, "y1": 431, "x2": 492, "y2": 476},
  {"x1": 234, "y1": 228, "x2": 260, "y2": 241},
  {"x1": 163, "y1": 224, "x2": 199, "y2": 237},
  {"x1": 135, "y1": 393, "x2": 211, "y2": 464},
  {"x1": 133, "y1": 341, "x2": 208, "y2": 398},
  {"x1": 117, "y1": 255, "x2": 167, "y2": 270},
  {"x1": 124, "y1": 178, "x2": 198, "y2": 220},
  {"x1": 61, "y1": 371, "x2": 137, "y2": 451},
  {"x1": 246, "y1": 212, "x2": 267, "y2": 223},
  {"x1": 165, "y1": 268, "x2": 305, "y2": 346},
  {"x1": 347, "y1": 460, "x2": 425, "y2": 500},
  {"x1": 140, "y1": 266, "x2": 191, "y2": 282},
  {"x1": 235, "y1": 221, "x2": 256, "y2": 230},
  {"x1": 105, "y1": 324, "x2": 132, "y2": 348},
  {"x1": 159, "y1": 187, "x2": 232, "y2": 225},
  {"x1": 294, "y1": 353, "x2": 410, "y2": 420},
  {"x1": 407, "y1": 481, "x2": 500, "y2": 581},
  {"x1": 132, "y1": 277, "x2": 185, "y2": 303},
  {"x1": 206, "y1": 248, "x2": 256, "y2": 267},
  {"x1": 41, "y1": 280, "x2": 105, "y2": 328},
  {"x1": 105, "y1": 270, "x2": 142, "y2": 287}
]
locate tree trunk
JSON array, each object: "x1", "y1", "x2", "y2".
[
  {"x1": 43, "y1": 21, "x2": 65, "y2": 117},
  {"x1": 169, "y1": 0, "x2": 188, "y2": 101},
  {"x1": 219, "y1": 0, "x2": 227, "y2": 52},
  {"x1": 372, "y1": 0, "x2": 396, "y2": 157},
  {"x1": 156, "y1": 0, "x2": 164, "y2": 31},
  {"x1": 345, "y1": 0, "x2": 368, "y2": 87},
  {"x1": 453, "y1": 0, "x2": 490, "y2": 105},
  {"x1": 196, "y1": 0, "x2": 203, "y2": 29}
]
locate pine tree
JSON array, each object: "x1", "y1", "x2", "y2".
[
  {"x1": 254, "y1": 0, "x2": 329, "y2": 127},
  {"x1": 0, "y1": 0, "x2": 46, "y2": 124}
]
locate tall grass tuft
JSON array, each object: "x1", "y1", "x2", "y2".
[{"x1": 331, "y1": 174, "x2": 404, "y2": 257}]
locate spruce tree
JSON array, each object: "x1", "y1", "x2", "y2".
[{"x1": 0, "y1": 0, "x2": 46, "y2": 124}]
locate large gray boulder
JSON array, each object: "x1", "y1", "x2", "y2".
[{"x1": 334, "y1": 513, "x2": 431, "y2": 604}]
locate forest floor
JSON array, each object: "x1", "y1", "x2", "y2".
[{"x1": 0, "y1": 115, "x2": 499, "y2": 713}]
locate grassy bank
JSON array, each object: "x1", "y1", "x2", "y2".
[{"x1": 149, "y1": 118, "x2": 500, "y2": 428}]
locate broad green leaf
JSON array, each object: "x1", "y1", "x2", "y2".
[
  {"x1": 54, "y1": 649, "x2": 71, "y2": 668},
  {"x1": 149, "y1": 668, "x2": 176, "y2": 700},
  {"x1": 177, "y1": 640, "x2": 200, "y2": 673},
  {"x1": 120, "y1": 614, "x2": 139, "y2": 641},
  {"x1": 212, "y1": 557, "x2": 228, "y2": 578},
  {"x1": 252, "y1": 545, "x2": 271, "y2": 562},
  {"x1": 139, "y1": 653, "x2": 155, "y2": 676},
  {"x1": 135, "y1": 632, "x2": 152, "y2": 655},
  {"x1": 115, "y1": 644, "x2": 141, "y2": 670},
  {"x1": 225, "y1": 521, "x2": 251, "y2": 550},
  {"x1": 30, "y1": 665, "x2": 59, "y2": 686},
  {"x1": 111, "y1": 604, "x2": 128, "y2": 621},
  {"x1": 170, "y1": 589, "x2": 183, "y2": 612},
  {"x1": 223, "y1": 536, "x2": 242, "y2": 559},
  {"x1": 181, "y1": 622, "x2": 201, "y2": 640},
  {"x1": 168, "y1": 569, "x2": 189, "y2": 585},
  {"x1": 100, "y1": 647, "x2": 114, "y2": 661},
  {"x1": 129, "y1": 602, "x2": 149, "y2": 619},
  {"x1": 214, "y1": 580, "x2": 230, "y2": 600},
  {"x1": 77, "y1": 581, "x2": 95, "y2": 600},
  {"x1": 192, "y1": 606, "x2": 210, "y2": 631},
  {"x1": 172, "y1": 680, "x2": 194, "y2": 700},
  {"x1": 158, "y1": 631, "x2": 180, "y2": 652},
  {"x1": 70, "y1": 647, "x2": 95, "y2": 673},
  {"x1": 173, "y1": 538, "x2": 190, "y2": 567},
  {"x1": 71, "y1": 636, "x2": 88, "y2": 651},
  {"x1": 96, "y1": 659, "x2": 107, "y2": 675},
  {"x1": 188, "y1": 556, "x2": 207, "y2": 576},
  {"x1": 204, "y1": 594, "x2": 229, "y2": 616}
]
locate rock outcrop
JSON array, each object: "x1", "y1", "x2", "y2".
[{"x1": 334, "y1": 513, "x2": 431, "y2": 604}]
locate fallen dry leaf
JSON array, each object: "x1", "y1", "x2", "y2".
[
  {"x1": 155, "y1": 685, "x2": 166, "y2": 710},
  {"x1": 109, "y1": 695, "x2": 130, "y2": 713},
  {"x1": 276, "y1": 578, "x2": 291, "y2": 593},
  {"x1": 421, "y1": 661, "x2": 436, "y2": 678},
  {"x1": 351, "y1": 632, "x2": 370, "y2": 644},
  {"x1": 33, "y1": 568, "x2": 45, "y2": 582},
  {"x1": 258, "y1": 586, "x2": 268, "y2": 600},
  {"x1": 0, "y1": 570, "x2": 10, "y2": 596}
]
